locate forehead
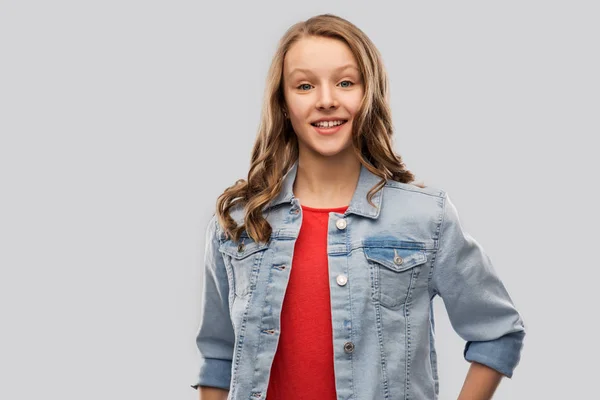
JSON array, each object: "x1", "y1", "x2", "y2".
[{"x1": 284, "y1": 36, "x2": 359, "y2": 77}]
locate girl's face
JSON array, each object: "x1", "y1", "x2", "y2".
[{"x1": 282, "y1": 36, "x2": 364, "y2": 159}]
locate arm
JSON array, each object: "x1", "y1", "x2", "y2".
[
  {"x1": 190, "y1": 215, "x2": 235, "y2": 392},
  {"x1": 430, "y1": 192, "x2": 526, "y2": 383},
  {"x1": 457, "y1": 361, "x2": 503, "y2": 400},
  {"x1": 199, "y1": 386, "x2": 229, "y2": 400}
]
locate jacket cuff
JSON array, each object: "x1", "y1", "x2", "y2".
[
  {"x1": 190, "y1": 358, "x2": 232, "y2": 391},
  {"x1": 463, "y1": 330, "x2": 525, "y2": 378}
]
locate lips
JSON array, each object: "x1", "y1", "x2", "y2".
[
  {"x1": 310, "y1": 120, "x2": 348, "y2": 135},
  {"x1": 310, "y1": 120, "x2": 348, "y2": 127}
]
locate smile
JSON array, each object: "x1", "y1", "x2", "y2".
[{"x1": 311, "y1": 120, "x2": 348, "y2": 135}]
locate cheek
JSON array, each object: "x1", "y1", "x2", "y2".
[
  {"x1": 347, "y1": 93, "x2": 364, "y2": 116},
  {"x1": 288, "y1": 116, "x2": 309, "y2": 140},
  {"x1": 289, "y1": 100, "x2": 312, "y2": 119}
]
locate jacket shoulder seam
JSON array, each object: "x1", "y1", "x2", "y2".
[{"x1": 383, "y1": 181, "x2": 444, "y2": 198}]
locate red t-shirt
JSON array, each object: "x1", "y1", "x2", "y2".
[{"x1": 266, "y1": 204, "x2": 349, "y2": 400}]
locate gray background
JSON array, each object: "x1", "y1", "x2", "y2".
[{"x1": 1, "y1": 1, "x2": 598, "y2": 399}]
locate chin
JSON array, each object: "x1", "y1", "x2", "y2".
[
  {"x1": 308, "y1": 141, "x2": 353, "y2": 158},
  {"x1": 296, "y1": 126, "x2": 353, "y2": 158}
]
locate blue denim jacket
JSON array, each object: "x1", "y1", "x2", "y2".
[{"x1": 191, "y1": 161, "x2": 526, "y2": 399}]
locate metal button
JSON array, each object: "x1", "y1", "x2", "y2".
[
  {"x1": 393, "y1": 255, "x2": 403, "y2": 265},
  {"x1": 336, "y1": 274, "x2": 348, "y2": 286},
  {"x1": 335, "y1": 218, "x2": 347, "y2": 230},
  {"x1": 343, "y1": 341, "x2": 354, "y2": 353},
  {"x1": 237, "y1": 243, "x2": 245, "y2": 252}
]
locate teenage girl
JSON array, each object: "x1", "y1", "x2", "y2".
[{"x1": 192, "y1": 13, "x2": 525, "y2": 400}]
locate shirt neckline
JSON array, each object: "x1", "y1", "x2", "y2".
[{"x1": 301, "y1": 204, "x2": 349, "y2": 213}]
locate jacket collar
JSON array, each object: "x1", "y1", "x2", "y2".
[{"x1": 263, "y1": 159, "x2": 383, "y2": 219}]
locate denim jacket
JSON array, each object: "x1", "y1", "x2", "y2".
[{"x1": 191, "y1": 160, "x2": 526, "y2": 400}]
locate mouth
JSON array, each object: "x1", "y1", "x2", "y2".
[
  {"x1": 310, "y1": 119, "x2": 348, "y2": 128},
  {"x1": 310, "y1": 119, "x2": 349, "y2": 135}
]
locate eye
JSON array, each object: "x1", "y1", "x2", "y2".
[
  {"x1": 297, "y1": 83, "x2": 313, "y2": 91},
  {"x1": 339, "y1": 80, "x2": 354, "y2": 88}
]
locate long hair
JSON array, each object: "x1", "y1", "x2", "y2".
[{"x1": 215, "y1": 13, "x2": 425, "y2": 244}]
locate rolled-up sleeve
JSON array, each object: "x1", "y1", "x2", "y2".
[
  {"x1": 190, "y1": 215, "x2": 235, "y2": 390},
  {"x1": 430, "y1": 192, "x2": 526, "y2": 378}
]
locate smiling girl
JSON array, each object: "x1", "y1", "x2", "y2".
[{"x1": 192, "y1": 13, "x2": 525, "y2": 400}]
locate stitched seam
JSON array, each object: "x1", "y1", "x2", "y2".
[
  {"x1": 213, "y1": 216, "x2": 237, "y2": 393},
  {"x1": 404, "y1": 301, "x2": 410, "y2": 400},
  {"x1": 403, "y1": 265, "x2": 420, "y2": 400},
  {"x1": 383, "y1": 182, "x2": 444, "y2": 198},
  {"x1": 374, "y1": 297, "x2": 390, "y2": 399},
  {"x1": 249, "y1": 249, "x2": 275, "y2": 398},
  {"x1": 428, "y1": 192, "x2": 447, "y2": 298},
  {"x1": 347, "y1": 234, "x2": 356, "y2": 400}
]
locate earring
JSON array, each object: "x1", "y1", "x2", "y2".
[{"x1": 283, "y1": 111, "x2": 288, "y2": 118}]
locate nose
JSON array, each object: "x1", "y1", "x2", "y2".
[{"x1": 316, "y1": 85, "x2": 339, "y2": 110}]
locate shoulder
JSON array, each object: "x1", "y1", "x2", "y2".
[
  {"x1": 380, "y1": 183, "x2": 469, "y2": 232},
  {"x1": 210, "y1": 202, "x2": 250, "y2": 241},
  {"x1": 378, "y1": 180, "x2": 449, "y2": 223}
]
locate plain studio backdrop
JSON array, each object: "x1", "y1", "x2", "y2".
[{"x1": 1, "y1": 1, "x2": 598, "y2": 399}]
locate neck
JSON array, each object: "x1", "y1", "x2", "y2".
[{"x1": 292, "y1": 153, "x2": 361, "y2": 208}]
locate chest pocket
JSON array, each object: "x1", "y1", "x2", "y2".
[
  {"x1": 219, "y1": 238, "x2": 270, "y2": 297},
  {"x1": 364, "y1": 246, "x2": 428, "y2": 309}
]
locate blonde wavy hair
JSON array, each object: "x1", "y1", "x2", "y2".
[{"x1": 215, "y1": 13, "x2": 425, "y2": 244}]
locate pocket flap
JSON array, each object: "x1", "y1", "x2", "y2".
[
  {"x1": 364, "y1": 247, "x2": 427, "y2": 272},
  {"x1": 219, "y1": 239, "x2": 269, "y2": 259}
]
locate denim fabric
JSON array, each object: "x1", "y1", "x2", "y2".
[{"x1": 191, "y1": 160, "x2": 526, "y2": 399}]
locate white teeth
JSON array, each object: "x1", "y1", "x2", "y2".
[{"x1": 313, "y1": 120, "x2": 345, "y2": 128}]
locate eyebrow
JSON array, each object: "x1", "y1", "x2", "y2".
[{"x1": 288, "y1": 64, "x2": 359, "y2": 77}]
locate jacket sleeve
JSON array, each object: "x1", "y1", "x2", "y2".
[
  {"x1": 190, "y1": 215, "x2": 235, "y2": 390},
  {"x1": 430, "y1": 191, "x2": 526, "y2": 378}
]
